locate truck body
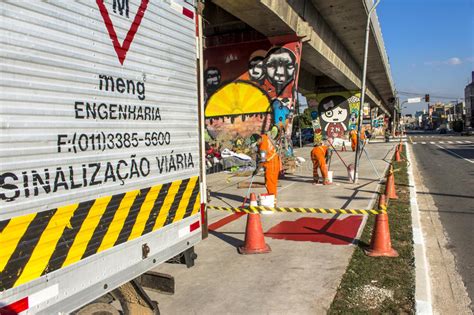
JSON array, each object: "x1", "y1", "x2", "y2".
[{"x1": 0, "y1": 0, "x2": 203, "y2": 313}]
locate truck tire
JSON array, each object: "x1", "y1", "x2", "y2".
[{"x1": 74, "y1": 302, "x2": 120, "y2": 315}]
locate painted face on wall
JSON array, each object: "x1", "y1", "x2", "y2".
[
  {"x1": 204, "y1": 67, "x2": 221, "y2": 94},
  {"x1": 264, "y1": 48, "x2": 296, "y2": 94},
  {"x1": 318, "y1": 95, "x2": 350, "y2": 139},
  {"x1": 320, "y1": 100, "x2": 348, "y2": 123},
  {"x1": 248, "y1": 57, "x2": 265, "y2": 82}
]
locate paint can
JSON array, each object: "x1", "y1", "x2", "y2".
[
  {"x1": 327, "y1": 171, "x2": 334, "y2": 183},
  {"x1": 259, "y1": 193, "x2": 275, "y2": 207}
]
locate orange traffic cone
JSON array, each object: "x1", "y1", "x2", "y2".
[
  {"x1": 385, "y1": 166, "x2": 398, "y2": 200},
  {"x1": 249, "y1": 193, "x2": 258, "y2": 206},
  {"x1": 398, "y1": 143, "x2": 403, "y2": 153},
  {"x1": 239, "y1": 194, "x2": 271, "y2": 255},
  {"x1": 341, "y1": 143, "x2": 347, "y2": 152},
  {"x1": 365, "y1": 209, "x2": 398, "y2": 257},
  {"x1": 395, "y1": 146, "x2": 402, "y2": 162}
]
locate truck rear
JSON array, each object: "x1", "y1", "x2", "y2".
[{"x1": 0, "y1": 0, "x2": 203, "y2": 313}]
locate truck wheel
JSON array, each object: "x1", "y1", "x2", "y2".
[{"x1": 74, "y1": 302, "x2": 120, "y2": 315}]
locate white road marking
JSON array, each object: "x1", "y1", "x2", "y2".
[
  {"x1": 279, "y1": 182, "x2": 296, "y2": 192},
  {"x1": 412, "y1": 142, "x2": 417, "y2": 144},
  {"x1": 447, "y1": 141, "x2": 454, "y2": 144},
  {"x1": 465, "y1": 140, "x2": 472, "y2": 144},
  {"x1": 430, "y1": 142, "x2": 435, "y2": 144},
  {"x1": 421, "y1": 142, "x2": 426, "y2": 144},
  {"x1": 435, "y1": 144, "x2": 474, "y2": 164},
  {"x1": 439, "y1": 141, "x2": 444, "y2": 144},
  {"x1": 456, "y1": 141, "x2": 463, "y2": 144},
  {"x1": 406, "y1": 145, "x2": 433, "y2": 314}
]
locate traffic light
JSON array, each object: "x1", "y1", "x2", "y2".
[{"x1": 424, "y1": 94, "x2": 430, "y2": 102}]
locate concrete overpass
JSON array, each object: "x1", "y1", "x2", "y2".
[{"x1": 204, "y1": 0, "x2": 396, "y2": 114}]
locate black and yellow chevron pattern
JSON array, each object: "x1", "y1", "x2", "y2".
[
  {"x1": 208, "y1": 205, "x2": 386, "y2": 215},
  {"x1": 0, "y1": 176, "x2": 201, "y2": 291}
]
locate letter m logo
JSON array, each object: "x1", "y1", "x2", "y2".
[{"x1": 113, "y1": 0, "x2": 129, "y2": 18}]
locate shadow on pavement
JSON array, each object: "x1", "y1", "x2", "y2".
[
  {"x1": 416, "y1": 191, "x2": 474, "y2": 200},
  {"x1": 209, "y1": 230, "x2": 243, "y2": 249}
]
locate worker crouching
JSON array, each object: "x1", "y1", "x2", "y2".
[{"x1": 311, "y1": 140, "x2": 331, "y2": 185}]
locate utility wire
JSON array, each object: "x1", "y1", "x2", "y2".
[{"x1": 397, "y1": 91, "x2": 462, "y2": 100}]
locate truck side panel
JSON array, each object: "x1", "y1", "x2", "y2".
[
  {"x1": 0, "y1": 176, "x2": 200, "y2": 291},
  {"x1": 0, "y1": 0, "x2": 200, "y2": 313}
]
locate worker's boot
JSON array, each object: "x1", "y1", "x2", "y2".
[
  {"x1": 323, "y1": 178, "x2": 332, "y2": 185},
  {"x1": 312, "y1": 177, "x2": 320, "y2": 185}
]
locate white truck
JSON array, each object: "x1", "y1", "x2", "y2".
[{"x1": 0, "y1": 0, "x2": 207, "y2": 313}]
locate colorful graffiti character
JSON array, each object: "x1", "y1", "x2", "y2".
[
  {"x1": 264, "y1": 47, "x2": 296, "y2": 96},
  {"x1": 349, "y1": 110, "x2": 358, "y2": 130},
  {"x1": 204, "y1": 67, "x2": 221, "y2": 96},
  {"x1": 319, "y1": 95, "x2": 349, "y2": 139},
  {"x1": 247, "y1": 50, "x2": 267, "y2": 85},
  {"x1": 203, "y1": 37, "x2": 302, "y2": 154},
  {"x1": 272, "y1": 99, "x2": 290, "y2": 129}
]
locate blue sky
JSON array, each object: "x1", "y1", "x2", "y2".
[{"x1": 377, "y1": 0, "x2": 474, "y2": 114}]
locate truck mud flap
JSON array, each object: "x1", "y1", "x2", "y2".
[{"x1": 166, "y1": 246, "x2": 198, "y2": 268}]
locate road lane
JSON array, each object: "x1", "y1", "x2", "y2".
[{"x1": 410, "y1": 135, "x2": 474, "y2": 310}]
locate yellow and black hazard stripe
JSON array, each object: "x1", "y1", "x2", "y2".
[
  {"x1": 207, "y1": 205, "x2": 386, "y2": 215},
  {"x1": 0, "y1": 176, "x2": 200, "y2": 291}
]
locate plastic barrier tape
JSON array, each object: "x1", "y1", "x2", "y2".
[{"x1": 207, "y1": 206, "x2": 386, "y2": 215}]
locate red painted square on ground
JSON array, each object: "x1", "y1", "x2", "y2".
[{"x1": 265, "y1": 216, "x2": 363, "y2": 245}]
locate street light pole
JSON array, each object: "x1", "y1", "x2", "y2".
[{"x1": 353, "y1": 0, "x2": 381, "y2": 183}]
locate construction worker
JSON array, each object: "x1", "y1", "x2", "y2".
[
  {"x1": 251, "y1": 133, "x2": 280, "y2": 197},
  {"x1": 349, "y1": 128, "x2": 357, "y2": 151},
  {"x1": 360, "y1": 126, "x2": 367, "y2": 141},
  {"x1": 311, "y1": 140, "x2": 331, "y2": 185}
]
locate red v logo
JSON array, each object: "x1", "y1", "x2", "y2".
[{"x1": 96, "y1": 0, "x2": 149, "y2": 65}]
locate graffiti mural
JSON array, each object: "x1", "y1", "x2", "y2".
[
  {"x1": 306, "y1": 91, "x2": 360, "y2": 142},
  {"x1": 204, "y1": 36, "x2": 302, "y2": 151}
]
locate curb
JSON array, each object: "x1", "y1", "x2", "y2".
[
  {"x1": 405, "y1": 144, "x2": 433, "y2": 314},
  {"x1": 369, "y1": 139, "x2": 408, "y2": 143}
]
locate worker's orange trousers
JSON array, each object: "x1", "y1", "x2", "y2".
[
  {"x1": 351, "y1": 137, "x2": 357, "y2": 151},
  {"x1": 264, "y1": 157, "x2": 280, "y2": 196},
  {"x1": 312, "y1": 160, "x2": 328, "y2": 180}
]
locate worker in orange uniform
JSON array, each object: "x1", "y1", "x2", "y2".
[
  {"x1": 311, "y1": 140, "x2": 331, "y2": 185},
  {"x1": 251, "y1": 133, "x2": 280, "y2": 198},
  {"x1": 360, "y1": 126, "x2": 367, "y2": 141},
  {"x1": 349, "y1": 128, "x2": 357, "y2": 151}
]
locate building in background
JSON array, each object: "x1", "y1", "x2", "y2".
[{"x1": 465, "y1": 71, "x2": 474, "y2": 128}]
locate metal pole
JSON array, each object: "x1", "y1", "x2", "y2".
[
  {"x1": 196, "y1": 5, "x2": 208, "y2": 239},
  {"x1": 296, "y1": 93, "x2": 303, "y2": 147},
  {"x1": 353, "y1": 0, "x2": 381, "y2": 183}
]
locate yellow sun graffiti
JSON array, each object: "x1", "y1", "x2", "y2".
[{"x1": 205, "y1": 81, "x2": 271, "y2": 118}]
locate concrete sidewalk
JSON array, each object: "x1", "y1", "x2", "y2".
[{"x1": 148, "y1": 142, "x2": 395, "y2": 314}]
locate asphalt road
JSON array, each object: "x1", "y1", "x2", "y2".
[{"x1": 409, "y1": 131, "x2": 474, "y2": 308}]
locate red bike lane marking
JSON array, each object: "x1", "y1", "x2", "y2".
[{"x1": 265, "y1": 216, "x2": 363, "y2": 245}]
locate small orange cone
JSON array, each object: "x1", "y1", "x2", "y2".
[
  {"x1": 385, "y1": 165, "x2": 398, "y2": 199},
  {"x1": 239, "y1": 193, "x2": 271, "y2": 255},
  {"x1": 365, "y1": 203, "x2": 398, "y2": 257},
  {"x1": 395, "y1": 146, "x2": 402, "y2": 162},
  {"x1": 341, "y1": 143, "x2": 347, "y2": 152},
  {"x1": 249, "y1": 192, "x2": 258, "y2": 206},
  {"x1": 239, "y1": 214, "x2": 271, "y2": 255}
]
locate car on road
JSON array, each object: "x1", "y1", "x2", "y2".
[{"x1": 293, "y1": 128, "x2": 314, "y2": 146}]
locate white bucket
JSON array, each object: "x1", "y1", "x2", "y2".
[
  {"x1": 347, "y1": 163, "x2": 355, "y2": 181},
  {"x1": 327, "y1": 171, "x2": 334, "y2": 183},
  {"x1": 259, "y1": 193, "x2": 275, "y2": 207}
]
